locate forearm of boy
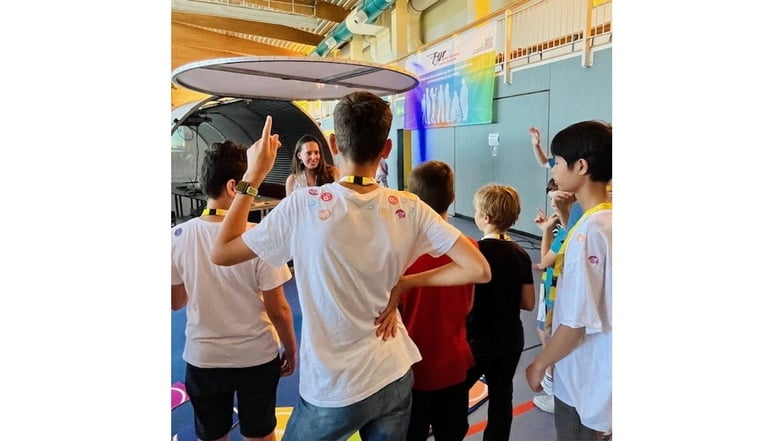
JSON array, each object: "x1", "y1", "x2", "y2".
[
  {"x1": 213, "y1": 116, "x2": 281, "y2": 266},
  {"x1": 536, "y1": 250, "x2": 557, "y2": 271},
  {"x1": 405, "y1": 235, "x2": 491, "y2": 288},
  {"x1": 374, "y1": 236, "x2": 490, "y2": 337},
  {"x1": 525, "y1": 324, "x2": 584, "y2": 392},
  {"x1": 262, "y1": 285, "x2": 298, "y2": 377}
]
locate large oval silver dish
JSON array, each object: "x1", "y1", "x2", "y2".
[{"x1": 172, "y1": 56, "x2": 419, "y2": 101}]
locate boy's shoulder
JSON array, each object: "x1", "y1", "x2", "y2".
[{"x1": 582, "y1": 208, "x2": 612, "y2": 231}]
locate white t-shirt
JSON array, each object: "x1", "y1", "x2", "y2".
[
  {"x1": 171, "y1": 218, "x2": 292, "y2": 368},
  {"x1": 552, "y1": 209, "x2": 612, "y2": 433},
  {"x1": 242, "y1": 183, "x2": 461, "y2": 407}
]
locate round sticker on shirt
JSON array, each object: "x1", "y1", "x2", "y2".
[
  {"x1": 576, "y1": 234, "x2": 586, "y2": 243},
  {"x1": 387, "y1": 195, "x2": 399, "y2": 205},
  {"x1": 318, "y1": 209, "x2": 331, "y2": 220},
  {"x1": 379, "y1": 207, "x2": 390, "y2": 218},
  {"x1": 395, "y1": 209, "x2": 406, "y2": 219},
  {"x1": 174, "y1": 228, "x2": 182, "y2": 237},
  {"x1": 307, "y1": 200, "x2": 317, "y2": 208},
  {"x1": 367, "y1": 203, "x2": 376, "y2": 210},
  {"x1": 588, "y1": 256, "x2": 600, "y2": 265},
  {"x1": 320, "y1": 192, "x2": 334, "y2": 202},
  {"x1": 308, "y1": 188, "x2": 319, "y2": 196}
]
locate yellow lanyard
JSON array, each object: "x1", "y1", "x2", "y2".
[
  {"x1": 554, "y1": 202, "x2": 612, "y2": 276},
  {"x1": 201, "y1": 208, "x2": 228, "y2": 216},
  {"x1": 339, "y1": 175, "x2": 377, "y2": 186},
  {"x1": 482, "y1": 233, "x2": 511, "y2": 241}
]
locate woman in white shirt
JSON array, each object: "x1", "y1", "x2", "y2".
[{"x1": 285, "y1": 134, "x2": 340, "y2": 196}]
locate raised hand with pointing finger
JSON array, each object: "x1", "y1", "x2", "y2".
[{"x1": 243, "y1": 115, "x2": 282, "y2": 187}]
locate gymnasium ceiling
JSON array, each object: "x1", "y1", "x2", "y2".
[{"x1": 171, "y1": 0, "x2": 362, "y2": 108}]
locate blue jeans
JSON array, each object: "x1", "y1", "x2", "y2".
[{"x1": 282, "y1": 370, "x2": 413, "y2": 441}]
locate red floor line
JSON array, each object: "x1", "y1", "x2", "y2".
[{"x1": 466, "y1": 400, "x2": 537, "y2": 436}]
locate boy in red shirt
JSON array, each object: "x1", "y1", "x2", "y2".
[{"x1": 398, "y1": 160, "x2": 477, "y2": 441}]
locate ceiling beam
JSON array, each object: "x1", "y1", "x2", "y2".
[
  {"x1": 314, "y1": 1, "x2": 351, "y2": 23},
  {"x1": 238, "y1": 0, "x2": 349, "y2": 23},
  {"x1": 172, "y1": 0, "x2": 319, "y2": 28},
  {"x1": 172, "y1": 22, "x2": 303, "y2": 69},
  {"x1": 172, "y1": 11, "x2": 324, "y2": 46}
]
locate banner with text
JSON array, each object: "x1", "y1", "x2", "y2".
[{"x1": 404, "y1": 21, "x2": 497, "y2": 129}]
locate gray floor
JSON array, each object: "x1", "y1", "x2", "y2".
[{"x1": 448, "y1": 215, "x2": 556, "y2": 441}]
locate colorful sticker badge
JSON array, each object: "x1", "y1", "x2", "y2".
[
  {"x1": 320, "y1": 192, "x2": 334, "y2": 202},
  {"x1": 308, "y1": 188, "x2": 319, "y2": 196},
  {"x1": 576, "y1": 234, "x2": 586, "y2": 243},
  {"x1": 387, "y1": 195, "x2": 399, "y2": 205},
  {"x1": 395, "y1": 209, "x2": 406, "y2": 219},
  {"x1": 318, "y1": 209, "x2": 331, "y2": 220},
  {"x1": 307, "y1": 200, "x2": 317, "y2": 208},
  {"x1": 379, "y1": 207, "x2": 390, "y2": 218},
  {"x1": 174, "y1": 228, "x2": 182, "y2": 237},
  {"x1": 588, "y1": 256, "x2": 599, "y2": 265}
]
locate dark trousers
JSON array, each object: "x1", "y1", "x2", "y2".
[
  {"x1": 407, "y1": 381, "x2": 470, "y2": 441},
  {"x1": 465, "y1": 348, "x2": 522, "y2": 441},
  {"x1": 554, "y1": 396, "x2": 611, "y2": 441}
]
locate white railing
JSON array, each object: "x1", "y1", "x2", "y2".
[{"x1": 496, "y1": 0, "x2": 612, "y2": 77}]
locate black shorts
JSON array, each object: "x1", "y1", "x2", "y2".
[{"x1": 185, "y1": 356, "x2": 281, "y2": 440}]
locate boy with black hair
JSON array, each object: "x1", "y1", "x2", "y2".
[
  {"x1": 466, "y1": 183, "x2": 536, "y2": 441},
  {"x1": 211, "y1": 92, "x2": 491, "y2": 441},
  {"x1": 399, "y1": 160, "x2": 477, "y2": 441},
  {"x1": 525, "y1": 120, "x2": 612, "y2": 441},
  {"x1": 171, "y1": 140, "x2": 297, "y2": 441}
]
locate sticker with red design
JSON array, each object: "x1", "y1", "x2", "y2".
[
  {"x1": 387, "y1": 195, "x2": 399, "y2": 205},
  {"x1": 588, "y1": 256, "x2": 599, "y2": 265},
  {"x1": 308, "y1": 188, "x2": 319, "y2": 196},
  {"x1": 395, "y1": 209, "x2": 406, "y2": 219},
  {"x1": 320, "y1": 192, "x2": 334, "y2": 202}
]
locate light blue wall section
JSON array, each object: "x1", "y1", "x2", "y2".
[
  {"x1": 403, "y1": 47, "x2": 611, "y2": 236},
  {"x1": 547, "y1": 48, "x2": 612, "y2": 142}
]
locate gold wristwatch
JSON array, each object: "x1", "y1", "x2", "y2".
[{"x1": 235, "y1": 181, "x2": 259, "y2": 197}]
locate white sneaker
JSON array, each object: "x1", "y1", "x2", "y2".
[{"x1": 533, "y1": 394, "x2": 555, "y2": 414}]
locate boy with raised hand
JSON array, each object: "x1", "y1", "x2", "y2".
[
  {"x1": 398, "y1": 160, "x2": 477, "y2": 441},
  {"x1": 171, "y1": 140, "x2": 297, "y2": 441},
  {"x1": 525, "y1": 120, "x2": 612, "y2": 441},
  {"x1": 211, "y1": 92, "x2": 490, "y2": 441},
  {"x1": 529, "y1": 126, "x2": 584, "y2": 229}
]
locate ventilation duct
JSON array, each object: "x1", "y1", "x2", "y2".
[{"x1": 311, "y1": 0, "x2": 396, "y2": 57}]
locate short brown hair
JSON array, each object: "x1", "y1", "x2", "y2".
[
  {"x1": 332, "y1": 92, "x2": 392, "y2": 165},
  {"x1": 473, "y1": 184, "x2": 521, "y2": 231},
  {"x1": 408, "y1": 160, "x2": 454, "y2": 214}
]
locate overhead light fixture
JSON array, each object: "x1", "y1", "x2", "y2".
[{"x1": 172, "y1": 0, "x2": 320, "y2": 29}]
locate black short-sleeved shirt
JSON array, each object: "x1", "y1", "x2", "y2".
[{"x1": 467, "y1": 238, "x2": 534, "y2": 355}]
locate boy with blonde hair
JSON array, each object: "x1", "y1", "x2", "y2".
[{"x1": 466, "y1": 183, "x2": 535, "y2": 441}]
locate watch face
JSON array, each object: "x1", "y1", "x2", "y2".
[{"x1": 237, "y1": 182, "x2": 257, "y2": 196}]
